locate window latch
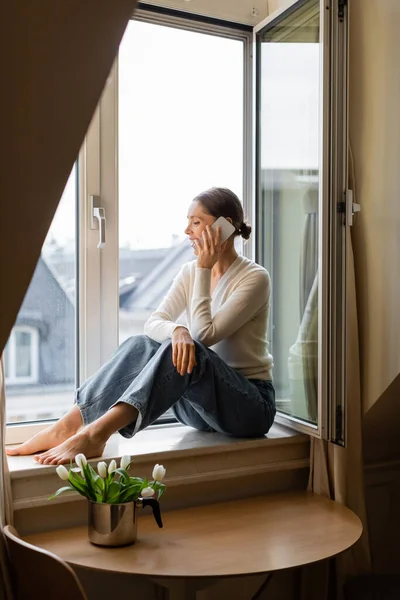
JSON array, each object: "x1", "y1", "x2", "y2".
[
  {"x1": 345, "y1": 189, "x2": 360, "y2": 226},
  {"x1": 90, "y1": 195, "x2": 106, "y2": 248}
]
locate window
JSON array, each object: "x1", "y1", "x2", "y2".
[
  {"x1": 256, "y1": 0, "x2": 320, "y2": 425},
  {"x1": 255, "y1": 0, "x2": 349, "y2": 442},
  {"x1": 4, "y1": 327, "x2": 39, "y2": 386},
  {"x1": 5, "y1": 167, "x2": 77, "y2": 425},
  {"x1": 117, "y1": 19, "x2": 244, "y2": 343}
]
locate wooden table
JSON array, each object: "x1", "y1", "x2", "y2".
[{"x1": 24, "y1": 492, "x2": 362, "y2": 600}]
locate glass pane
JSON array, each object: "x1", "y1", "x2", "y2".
[
  {"x1": 257, "y1": 0, "x2": 320, "y2": 425},
  {"x1": 6, "y1": 167, "x2": 77, "y2": 423},
  {"x1": 118, "y1": 23, "x2": 243, "y2": 330},
  {"x1": 118, "y1": 21, "x2": 243, "y2": 422},
  {"x1": 15, "y1": 331, "x2": 32, "y2": 378}
]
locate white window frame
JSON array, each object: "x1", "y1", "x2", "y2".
[
  {"x1": 254, "y1": 0, "x2": 349, "y2": 443},
  {"x1": 4, "y1": 325, "x2": 39, "y2": 386}
]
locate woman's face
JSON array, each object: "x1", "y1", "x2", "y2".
[{"x1": 185, "y1": 201, "x2": 216, "y2": 255}]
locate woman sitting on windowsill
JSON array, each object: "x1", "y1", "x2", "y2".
[{"x1": 7, "y1": 187, "x2": 275, "y2": 464}]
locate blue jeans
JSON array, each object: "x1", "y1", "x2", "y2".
[{"x1": 76, "y1": 335, "x2": 276, "y2": 438}]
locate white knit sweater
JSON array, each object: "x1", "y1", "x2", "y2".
[{"x1": 144, "y1": 255, "x2": 273, "y2": 380}]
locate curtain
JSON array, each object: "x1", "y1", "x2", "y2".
[
  {"x1": 301, "y1": 228, "x2": 371, "y2": 600},
  {"x1": 0, "y1": 356, "x2": 14, "y2": 600}
]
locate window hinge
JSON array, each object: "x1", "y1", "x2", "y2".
[
  {"x1": 338, "y1": 0, "x2": 348, "y2": 20},
  {"x1": 345, "y1": 189, "x2": 360, "y2": 226}
]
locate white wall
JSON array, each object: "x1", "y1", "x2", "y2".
[{"x1": 349, "y1": 0, "x2": 400, "y2": 413}]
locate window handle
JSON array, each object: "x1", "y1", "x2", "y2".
[
  {"x1": 90, "y1": 195, "x2": 106, "y2": 248},
  {"x1": 345, "y1": 189, "x2": 360, "y2": 227}
]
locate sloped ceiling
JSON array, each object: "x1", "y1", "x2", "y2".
[{"x1": 0, "y1": 1, "x2": 138, "y2": 353}]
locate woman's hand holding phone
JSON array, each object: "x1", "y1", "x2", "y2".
[
  {"x1": 172, "y1": 327, "x2": 197, "y2": 376},
  {"x1": 196, "y1": 225, "x2": 222, "y2": 269}
]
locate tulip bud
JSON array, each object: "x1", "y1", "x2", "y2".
[
  {"x1": 97, "y1": 461, "x2": 107, "y2": 478},
  {"x1": 152, "y1": 464, "x2": 166, "y2": 482},
  {"x1": 56, "y1": 465, "x2": 69, "y2": 481},
  {"x1": 141, "y1": 487, "x2": 155, "y2": 498},
  {"x1": 120, "y1": 455, "x2": 131, "y2": 470},
  {"x1": 75, "y1": 454, "x2": 87, "y2": 471},
  {"x1": 108, "y1": 459, "x2": 117, "y2": 474}
]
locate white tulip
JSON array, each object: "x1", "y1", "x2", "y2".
[
  {"x1": 141, "y1": 487, "x2": 155, "y2": 498},
  {"x1": 75, "y1": 454, "x2": 87, "y2": 470},
  {"x1": 97, "y1": 461, "x2": 108, "y2": 478},
  {"x1": 56, "y1": 465, "x2": 69, "y2": 481},
  {"x1": 120, "y1": 455, "x2": 131, "y2": 470},
  {"x1": 108, "y1": 459, "x2": 117, "y2": 474},
  {"x1": 152, "y1": 464, "x2": 166, "y2": 482}
]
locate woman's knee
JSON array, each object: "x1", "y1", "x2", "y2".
[
  {"x1": 119, "y1": 334, "x2": 160, "y2": 356},
  {"x1": 193, "y1": 340, "x2": 212, "y2": 360},
  {"x1": 129, "y1": 334, "x2": 159, "y2": 347}
]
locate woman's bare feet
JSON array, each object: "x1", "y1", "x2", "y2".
[
  {"x1": 6, "y1": 405, "x2": 83, "y2": 457},
  {"x1": 34, "y1": 428, "x2": 106, "y2": 465}
]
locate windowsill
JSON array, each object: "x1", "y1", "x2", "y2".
[{"x1": 8, "y1": 423, "x2": 311, "y2": 526}]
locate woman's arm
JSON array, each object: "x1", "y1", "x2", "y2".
[
  {"x1": 144, "y1": 266, "x2": 188, "y2": 343},
  {"x1": 190, "y1": 268, "x2": 270, "y2": 347}
]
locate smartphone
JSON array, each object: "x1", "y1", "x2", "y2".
[{"x1": 211, "y1": 216, "x2": 236, "y2": 244}]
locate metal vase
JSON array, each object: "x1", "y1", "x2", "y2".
[{"x1": 88, "y1": 500, "x2": 138, "y2": 547}]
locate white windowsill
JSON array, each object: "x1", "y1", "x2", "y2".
[
  {"x1": 7, "y1": 423, "x2": 310, "y2": 522},
  {"x1": 7, "y1": 422, "x2": 305, "y2": 475}
]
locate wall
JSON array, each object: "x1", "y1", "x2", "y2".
[
  {"x1": 349, "y1": 0, "x2": 400, "y2": 415},
  {"x1": 349, "y1": 0, "x2": 400, "y2": 573}
]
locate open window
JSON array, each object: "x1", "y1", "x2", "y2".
[{"x1": 254, "y1": 0, "x2": 349, "y2": 443}]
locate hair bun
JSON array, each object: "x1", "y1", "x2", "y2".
[{"x1": 239, "y1": 222, "x2": 252, "y2": 240}]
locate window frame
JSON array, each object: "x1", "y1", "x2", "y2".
[
  {"x1": 253, "y1": 0, "x2": 349, "y2": 443},
  {"x1": 4, "y1": 325, "x2": 39, "y2": 386}
]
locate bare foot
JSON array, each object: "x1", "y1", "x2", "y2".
[
  {"x1": 6, "y1": 405, "x2": 83, "y2": 457},
  {"x1": 34, "y1": 428, "x2": 106, "y2": 465}
]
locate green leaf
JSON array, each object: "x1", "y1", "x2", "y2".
[
  {"x1": 148, "y1": 481, "x2": 166, "y2": 500},
  {"x1": 69, "y1": 468, "x2": 96, "y2": 501},
  {"x1": 114, "y1": 468, "x2": 130, "y2": 484},
  {"x1": 119, "y1": 483, "x2": 142, "y2": 503},
  {"x1": 105, "y1": 481, "x2": 122, "y2": 503},
  {"x1": 86, "y1": 463, "x2": 104, "y2": 493},
  {"x1": 82, "y1": 463, "x2": 97, "y2": 497},
  {"x1": 106, "y1": 470, "x2": 117, "y2": 488},
  {"x1": 48, "y1": 486, "x2": 76, "y2": 500},
  {"x1": 120, "y1": 491, "x2": 140, "y2": 503},
  {"x1": 157, "y1": 486, "x2": 166, "y2": 500},
  {"x1": 127, "y1": 476, "x2": 144, "y2": 486}
]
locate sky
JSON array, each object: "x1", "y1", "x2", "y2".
[{"x1": 45, "y1": 21, "x2": 319, "y2": 251}]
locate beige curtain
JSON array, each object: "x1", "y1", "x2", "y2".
[
  {"x1": 302, "y1": 228, "x2": 371, "y2": 599},
  {"x1": 0, "y1": 357, "x2": 14, "y2": 600}
]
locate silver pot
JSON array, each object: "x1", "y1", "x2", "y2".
[{"x1": 88, "y1": 497, "x2": 163, "y2": 547}]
